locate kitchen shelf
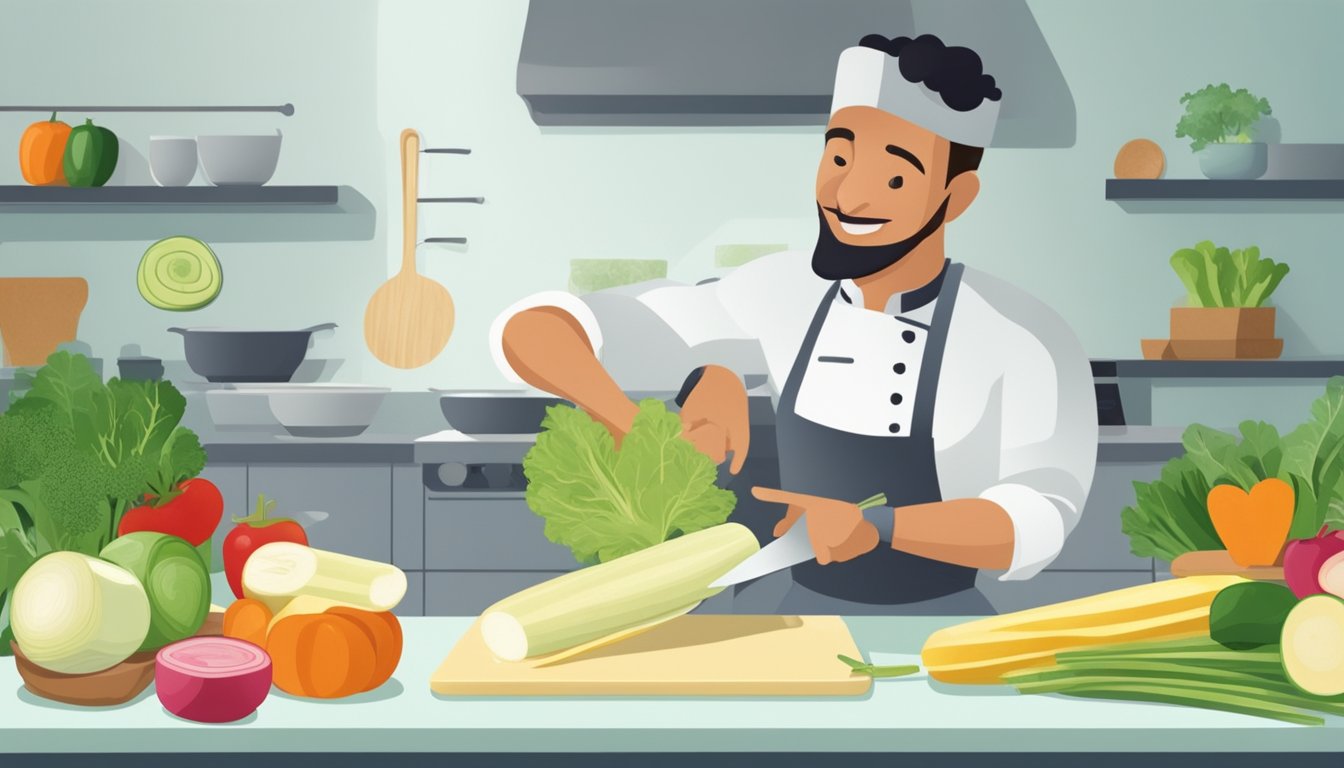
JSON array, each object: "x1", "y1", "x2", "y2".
[
  {"x1": 1108, "y1": 359, "x2": 1344, "y2": 379},
  {"x1": 0, "y1": 104, "x2": 293, "y2": 115},
  {"x1": 0, "y1": 185, "x2": 337, "y2": 205},
  {"x1": 1106, "y1": 179, "x2": 1344, "y2": 200},
  {"x1": 417, "y1": 196, "x2": 484, "y2": 204},
  {"x1": 0, "y1": 185, "x2": 374, "y2": 242}
]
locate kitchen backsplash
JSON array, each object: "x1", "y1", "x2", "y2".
[{"x1": 1, "y1": 0, "x2": 1342, "y2": 402}]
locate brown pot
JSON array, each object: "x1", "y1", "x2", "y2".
[
  {"x1": 1170, "y1": 306, "x2": 1276, "y2": 341},
  {"x1": 0, "y1": 277, "x2": 89, "y2": 366}
]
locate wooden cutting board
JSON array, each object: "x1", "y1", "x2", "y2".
[
  {"x1": 1171, "y1": 550, "x2": 1285, "y2": 581},
  {"x1": 431, "y1": 615, "x2": 872, "y2": 697}
]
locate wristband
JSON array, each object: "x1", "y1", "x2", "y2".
[
  {"x1": 674, "y1": 366, "x2": 708, "y2": 408},
  {"x1": 862, "y1": 505, "x2": 895, "y2": 543}
]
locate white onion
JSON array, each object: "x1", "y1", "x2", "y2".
[{"x1": 11, "y1": 552, "x2": 151, "y2": 674}]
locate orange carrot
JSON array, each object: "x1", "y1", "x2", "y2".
[
  {"x1": 222, "y1": 598, "x2": 272, "y2": 650},
  {"x1": 1207, "y1": 477, "x2": 1295, "y2": 567}
]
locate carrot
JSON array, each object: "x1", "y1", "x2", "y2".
[
  {"x1": 1207, "y1": 477, "x2": 1295, "y2": 567},
  {"x1": 328, "y1": 608, "x2": 403, "y2": 691},
  {"x1": 222, "y1": 598, "x2": 272, "y2": 649},
  {"x1": 267, "y1": 613, "x2": 378, "y2": 699}
]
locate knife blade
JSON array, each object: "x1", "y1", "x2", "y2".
[{"x1": 709, "y1": 516, "x2": 814, "y2": 588}]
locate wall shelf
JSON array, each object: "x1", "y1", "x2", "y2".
[
  {"x1": 0, "y1": 185, "x2": 373, "y2": 242},
  {"x1": 0, "y1": 185, "x2": 338, "y2": 205},
  {"x1": 1106, "y1": 179, "x2": 1344, "y2": 201},
  {"x1": 1098, "y1": 359, "x2": 1344, "y2": 379}
]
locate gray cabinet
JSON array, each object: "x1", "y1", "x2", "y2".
[
  {"x1": 424, "y1": 495, "x2": 577, "y2": 571},
  {"x1": 1051, "y1": 461, "x2": 1161, "y2": 571},
  {"x1": 425, "y1": 571, "x2": 569, "y2": 616},
  {"x1": 247, "y1": 465, "x2": 393, "y2": 563},
  {"x1": 392, "y1": 464, "x2": 424, "y2": 570}
]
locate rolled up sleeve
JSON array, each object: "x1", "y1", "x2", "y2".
[
  {"x1": 489, "y1": 275, "x2": 765, "y2": 390},
  {"x1": 979, "y1": 482, "x2": 1074, "y2": 580}
]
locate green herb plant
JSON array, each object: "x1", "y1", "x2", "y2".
[
  {"x1": 523, "y1": 399, "x2": 737, "y2": 564},
  {"x1": 1170, "y1": 241, "x2": 1289, "y2": 309},
  {"x1": 1175, "y1": 83, "x2": 1272, "y2": 151},
  {"x1": 0, "y1": 352, "x2": 205, "y2": 653},
  {"x1": 1123, "y1": 377, "x2": 1344, "y2": 561}
]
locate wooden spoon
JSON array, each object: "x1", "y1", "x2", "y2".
[{"x1": 364, "y1": 128, "x2": 455, "y2": 369}]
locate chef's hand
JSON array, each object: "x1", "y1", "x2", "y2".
[
  {"x1": 752, "y1": 487, "x2": 880, "y2": 565},
  {"x1": 679, "y1": 365, "x2": 751, "y2": 474}
]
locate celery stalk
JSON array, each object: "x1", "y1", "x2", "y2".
[
  {"x1": 1014, "y1": 674, "x2": 1344, "y2": 718},
  {"x1": 1025, "y1": 683, "x2": 1324, "y2": 726}
]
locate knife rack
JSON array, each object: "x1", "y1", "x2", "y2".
[{"x1": 416, "y1": 142, "x2": 481, "y2": 246}]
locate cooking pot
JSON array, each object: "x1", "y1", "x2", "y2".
[{"x1": 169, "y1": 323, "x2": 336, "y2": 383}]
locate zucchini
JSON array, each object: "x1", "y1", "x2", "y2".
[
  {"x1": 1282, "y1": 594, "x2": 1344, "y2": 697},
  {"x1": 480, "y1": 523, "x2": 759, "y2": 662},
  {"x1": 1209, "y1": 581, "x2": 1298, "y2": 650}
]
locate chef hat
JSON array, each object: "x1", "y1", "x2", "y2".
[{"x1": 829, "y1": 44, "x2": 1001, "y2": 148}]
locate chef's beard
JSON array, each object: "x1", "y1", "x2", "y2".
[{"x1": 811, "y1": 198, "x2": 951, "y2": 280}]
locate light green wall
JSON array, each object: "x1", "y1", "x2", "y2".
[{"x1": 2, "y1": 0, "x2": 1341, "y2": 419}]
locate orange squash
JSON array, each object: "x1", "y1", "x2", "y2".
[
  {"x1": 19, "y1": 113, "x2": 71, "y2": 186},
  {"x1": 223, "y1": 598, "x2": 273, "y2": 650},
  {"x1": 329, "y1": 607, "x2": 403, "y2": 691},
  {"x1": 267, "y1": 613, "x2": 378, "y2": 699}
]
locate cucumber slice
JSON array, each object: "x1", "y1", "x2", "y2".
[{"x1": 138, "y1": 236, "x2": 222, "y2": 311}]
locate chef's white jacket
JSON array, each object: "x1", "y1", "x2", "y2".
[{"x1": 490, "y1": 251, "x2": 1098, "y2": 580}]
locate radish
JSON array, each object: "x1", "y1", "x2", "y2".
[
  {"x1": 1283, "y1": 526, "x2": 1344, "y2": 598},
  {"x1": 155, "y1": 637, "x2": 271, "y2": 723}
]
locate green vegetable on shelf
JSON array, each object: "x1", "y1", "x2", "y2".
[
  {"x1": 837, "y1": 654, "x2": 920, "y2": 679},
  {"x1": 523, "y1": 399, "x2": 737, "y2": 565},
  {"x1": 1170, "y1": 241, "x2": 1289, "y2": 309},
  {"x1": 1175, "y1": 83, "x2": 1271, "y2": 151},
  {"x1": 62, "y1": 118, "x2": 119, "y2": 187}
]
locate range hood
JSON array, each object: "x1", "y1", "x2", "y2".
[{"x1": 516, "y1": 0, "x2": 1075, "y2": 148}]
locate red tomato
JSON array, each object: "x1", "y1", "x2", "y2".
[
  {"x1": 117, "y1": 478, "x2": 224, "y2": 547},
  {"x1": 223, "y1": 495, "x2": 309, "y2": 599}
]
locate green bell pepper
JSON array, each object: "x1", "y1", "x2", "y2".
[{"x1": 63, "y1": 118, "x2": 119, "y2": 187}]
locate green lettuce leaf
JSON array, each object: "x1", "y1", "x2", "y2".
[{"x1": 524, "y1": 399, "x2": 737, "y2": 564}]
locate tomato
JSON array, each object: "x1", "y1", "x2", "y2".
[
  {"x1": 223, "y1": 495, "x2": 309, "y2": 599},
  {"x1": 117, "y1": 477, "x2": 224, "y2": 546}
]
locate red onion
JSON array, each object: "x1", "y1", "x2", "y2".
[{"x1": 156, "y1": 637, "x2": 271, "y2": 723}]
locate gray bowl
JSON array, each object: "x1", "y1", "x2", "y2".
[
  {"x1": 434, "y1": 390, "x2": 570, "y2": 434},
  {"x1": 197, "y1": 130, "x2": 283, "y2": 186}
]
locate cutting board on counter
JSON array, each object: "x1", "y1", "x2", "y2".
[{"x1": 431, "y1": 615, "x2": 872, "y2": 697}]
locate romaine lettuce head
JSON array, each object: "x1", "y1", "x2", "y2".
[{"x1": 523, "y1": 399, "x2": 737, "y2": 564}]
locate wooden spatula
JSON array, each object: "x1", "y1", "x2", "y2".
[{"x1": 364, "y1": 128, "x2": 455, "y2": 369}]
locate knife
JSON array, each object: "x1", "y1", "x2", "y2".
[{"x1": 709, "y1": 516, "x2": 814, "y2": 588}]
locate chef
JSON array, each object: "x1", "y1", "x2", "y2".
[{"x1": 492, "y1": 33, "x2": 1097, "y2": 615}]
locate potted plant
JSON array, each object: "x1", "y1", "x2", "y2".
[
  {"x1": 1143, "y1": 240, "x2": 1290, "y2": 359},
  {"x1": 1176, "y1": 84, "x2": 1272, "y2": 179}
]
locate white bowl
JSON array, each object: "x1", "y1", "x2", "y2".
[
  {"x1": 149, "y1": 136, "x2": 198, "y2": 187},
  {"x1": 196, "y1": 130, "x2": 282, "y2": 186},
  {"x1": 260, "y1": 384, "x2": 390, "y2": 438}
]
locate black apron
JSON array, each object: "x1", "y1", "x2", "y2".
[{"x1": 735, "y1": 260, "x2": 993, "y2": 615}]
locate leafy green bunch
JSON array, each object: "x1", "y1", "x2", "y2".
[
  {"x1": 523, "y1": 399, "x2": 736, "y2": 565},
  {"x1": 1171, "y1": 241, "x2": 1289, "y2": 309},
  {"x1": 1176, "y1": 83, "x2": 1271, "y2": 151},
  {"x1": 0, "y1": 352, "x2": 205, "y2": 647},
  {"x1": 1123, "y1": 377, "x2": 1344, "y2": 561}
]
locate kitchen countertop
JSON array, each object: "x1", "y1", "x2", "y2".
[
  {"x1": 4, "y1": 616, "x2": 1340, "y2": 757},
  {"x1": 200, "y1": 426, "x2": 1196, "y2": 465}
]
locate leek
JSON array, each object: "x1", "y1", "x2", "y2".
[{"x1": 481, "y1": 523, "x2": 759, "y2": 661}]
